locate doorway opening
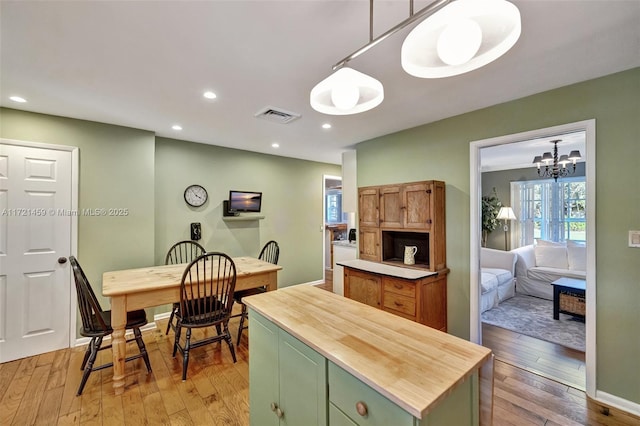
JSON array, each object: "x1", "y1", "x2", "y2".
[
  {"x1": 469, "y1": 119, "x2": 596, "y2": 397},
  {"x1": 322, "y1": 175, "x2": 346, "y2": 292}
]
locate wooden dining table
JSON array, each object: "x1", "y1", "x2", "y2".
[{"x1": 102, "y1": 256, "x2": 282, "y2": 395}]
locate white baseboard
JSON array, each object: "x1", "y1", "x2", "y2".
[
  {"x1": 304, "y1": 279, "x2": 325, "y2": 286},
  {"x1": 154, "y1": 311, "x2": 172, "y2": 321},
  {"x1": 594, "y1": 389, "x2": 640, "y2": 417}
]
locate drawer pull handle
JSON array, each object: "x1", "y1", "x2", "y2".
[
  {"x1": 394, "y1": 284, "x2": 402, "y2": 289},
  {"x1": 394, "y1": 301, "x2": 403, "y2": 307},
  {"x1": 270, "y1": 402, "x2": 278, "y2": 412},
  {"x1": 355, "y1": 401, "x2": 368, "y2": 417}
]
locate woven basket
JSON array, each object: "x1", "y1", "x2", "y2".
[{"x1": 559, "y1": 292, "x2": 586, "y2": 316}]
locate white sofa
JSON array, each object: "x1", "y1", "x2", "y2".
[
  {"x1": 512, "y1": 241, "x2": 586, "y2": 300},
  {"x1": 480, "y1": 248, "x2": 517, "y2": 313}
]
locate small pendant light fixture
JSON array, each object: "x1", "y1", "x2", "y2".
[
  {"x1": 309, "y1": 67, "x2": 384, "y2": 115},
  {"x1": 310, "y1": 0, "x2": 384, "y2": 116}
]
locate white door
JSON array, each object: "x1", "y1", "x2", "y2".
[{"x1": 0, "y1": 142, "x2": 73, "y2": 362}]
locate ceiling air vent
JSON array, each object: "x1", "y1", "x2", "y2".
[{"x1": 254, "y1": 106, "x2": 301, "y2": 124}]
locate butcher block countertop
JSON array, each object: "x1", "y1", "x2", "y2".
[{"x1": 243, "y1": 285, "x2": 492, "y2": 419}]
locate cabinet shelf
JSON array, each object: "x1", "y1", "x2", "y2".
[{"x1": 222, "y1": 215, "x2": 265, "y2": 221}]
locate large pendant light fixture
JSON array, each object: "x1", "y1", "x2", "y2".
[
  {"x1": 402, "y1": 0, "x2": 521, "y2": 78},
  {"x1": 310, "y1": 0, "x2": 521, "y2": 115}
]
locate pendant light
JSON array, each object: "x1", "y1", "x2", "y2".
[
  {"x1": 310, "y1": 67, "x2": 384, "y2": 115},
  {"x1": 401, "y1": 0, "x2": 521, "y2": 78},
  {"x1": 310, "y1": 0, "x2": 384, "y2": 115},
  {"x1": 310, "y1": 0, "x2": 522, "y2": 115}
]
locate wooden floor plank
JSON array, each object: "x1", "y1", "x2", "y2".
[
  {"x1": 0, "y1": 371, "x2": 30, "y2": 425},
  {"x1": 13, "y1": 364, "x2": 52, "y2": 425},
  {"x1": 0, "y1": 360, "x2": 20, "y2": 402},
  {"x1": 483, "y1": 322, "x2": 587, "y2": 390}
]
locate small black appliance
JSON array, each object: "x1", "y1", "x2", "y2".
[{"x1": 348, "y1": 228, "x2": 357, "y2": 242}]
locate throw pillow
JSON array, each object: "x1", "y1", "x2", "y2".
[
  {"x1": 567, "y1": 240, "x2": 587, "y2": 271},
  {"x1": 534, "y1": 245, "x2": 569, "y2": 269}
]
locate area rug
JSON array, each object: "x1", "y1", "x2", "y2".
[{"x1": 481, "y1": 294, "x2": 585, "y2": 352}]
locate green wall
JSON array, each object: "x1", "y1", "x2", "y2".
[
  {"x1": 356, "y1": 68, "x2": 640, "y2": 404},
  {"x1": 0, "y1": 108, "x2": 156, "y2": 311},
  {"x1": 0, "y1": 108, "x2": 340, "y2": 328},
  {"x1": 154, "y1": 136, "x2": 340, "y2": 289}
]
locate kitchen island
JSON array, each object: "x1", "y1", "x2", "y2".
[{"x1": 244, "y1": 285, "x2": 493, "y2": 426}]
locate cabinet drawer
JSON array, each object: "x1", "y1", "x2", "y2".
[
  {"x1": 382, "y1": 278, "x2": 415, "y2": 297},
  {"x1": 329, "y1": 402, "x2": 358, "y2": 426},
  {"x1": 328, "y1": 362, "x2": 412, "y2": 426},
  {"x1": 383, "y1": 292, "x2": 415, "y2": 316}
]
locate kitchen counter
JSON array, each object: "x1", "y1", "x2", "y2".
[
  {"x1": 337, "y1": 258, "x2": 438, "y2": 280},
  {"x1": 244, "y1": 285, "x2": 492, "y2": 420}
]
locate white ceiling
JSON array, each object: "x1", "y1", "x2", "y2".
[
  {"x1": 480, "y1": 130, "x2": 585, "y2": 172},
  {"x1": 1, "y1": 1, "x2": 639, "y2": 165}
]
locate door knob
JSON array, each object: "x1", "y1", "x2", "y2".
[{"x1": 58, "y1": 257, "x2": 68, "y2": 264}]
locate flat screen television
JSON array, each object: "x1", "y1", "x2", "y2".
[{"x1": 228, "y1": 190, "x2": 262, "y2": 213}]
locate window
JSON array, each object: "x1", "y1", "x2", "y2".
[
  {"x1": 512, "y1": 177, "x2": 586, "y2": 246},
  {"x1": 325, "y1": 189, "x2": 344, "y2": 224}
]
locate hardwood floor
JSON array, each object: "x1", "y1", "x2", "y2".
[
  {"x1": 482, "y1": 322, "x2": 586, "y2": 391},
  {"x1": 1, "y1": 314, "x2": 638, "y2": 425}
]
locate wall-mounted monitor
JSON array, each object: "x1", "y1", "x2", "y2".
[{"x1": 228, "y1": 190, "x2": 262, "y2": 213}]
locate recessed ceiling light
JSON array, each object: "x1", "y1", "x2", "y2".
[
  {"x1": 271, "y1": 143, "x2": 280, "y2": 148},
  {"x1": 9, "y1": 96, "x2": 27, "y2": 103},
  {"x1": 322, "y1": 123, "x2": 332, "y2": 129},
  {"x1": 203, "y1": 91, "x2": 217, "y2": 99},
  {"x1": 172, "y1": 124, "x2": 182, "y2": 131}
]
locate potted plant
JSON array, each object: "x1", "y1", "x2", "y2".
[{"x1": 481, "y1": 188, "x2": 502, "y2": 247}]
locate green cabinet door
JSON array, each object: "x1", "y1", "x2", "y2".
[
  {"x1": 249, "y1": 310, "x2": 280, "y2": 426},
  {"x1": 249, "y1": 309, "x2": 328, "y2": 426},
  {"x1": 278, "y1": 329, "x2": 327, "y2": 425}
]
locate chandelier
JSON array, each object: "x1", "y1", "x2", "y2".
[{"x1": 532, "y1": 140, "x2": 581, "y2": 181}]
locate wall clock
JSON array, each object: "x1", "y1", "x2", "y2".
[{"x1": 184, "y1": 184, "x2": 208, "y2": 207}]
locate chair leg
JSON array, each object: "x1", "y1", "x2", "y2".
[
  {"x1": 133, "y1": 327, "x2": 152, "y2": 373},
  {"x1": 173, "y1": 321, "x2": 182, "y2": 357},
  {"x1": 80, "y1": 343, "x2": 92, "y2": 371},
  {"x1": 165, "y1": 303, "x2": 177, "y2": 335},
  {"x1": 182, "y1": 328, "x2": 192, "y2": 381},
  {"x1": 77, "y1": 337, "x2": 101, "y2": 396},
  {"x1": 224, "y1": 323, "x2": 237, "y2": 363},
  {"x1": 236, "y1": 303, "x2": 247, "y2": 346}
]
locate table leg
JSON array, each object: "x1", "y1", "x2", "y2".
[
  {"x1": 266, "y1": 271, "x2": 278, "y2": 292},
  {"x1": 110, "y1": 296, "x2": 127, "y2": 395},
  {"x1": 553, "y1": 286, "x2": 560, "y2": 320}
]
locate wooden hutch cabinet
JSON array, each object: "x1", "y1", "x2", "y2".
[
  {"x1": 349, "y1": 180, "x2": 448, "y2": 331},
  {"x1": 357, "y1": 180, "x2": 446, "y2": 271}
]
